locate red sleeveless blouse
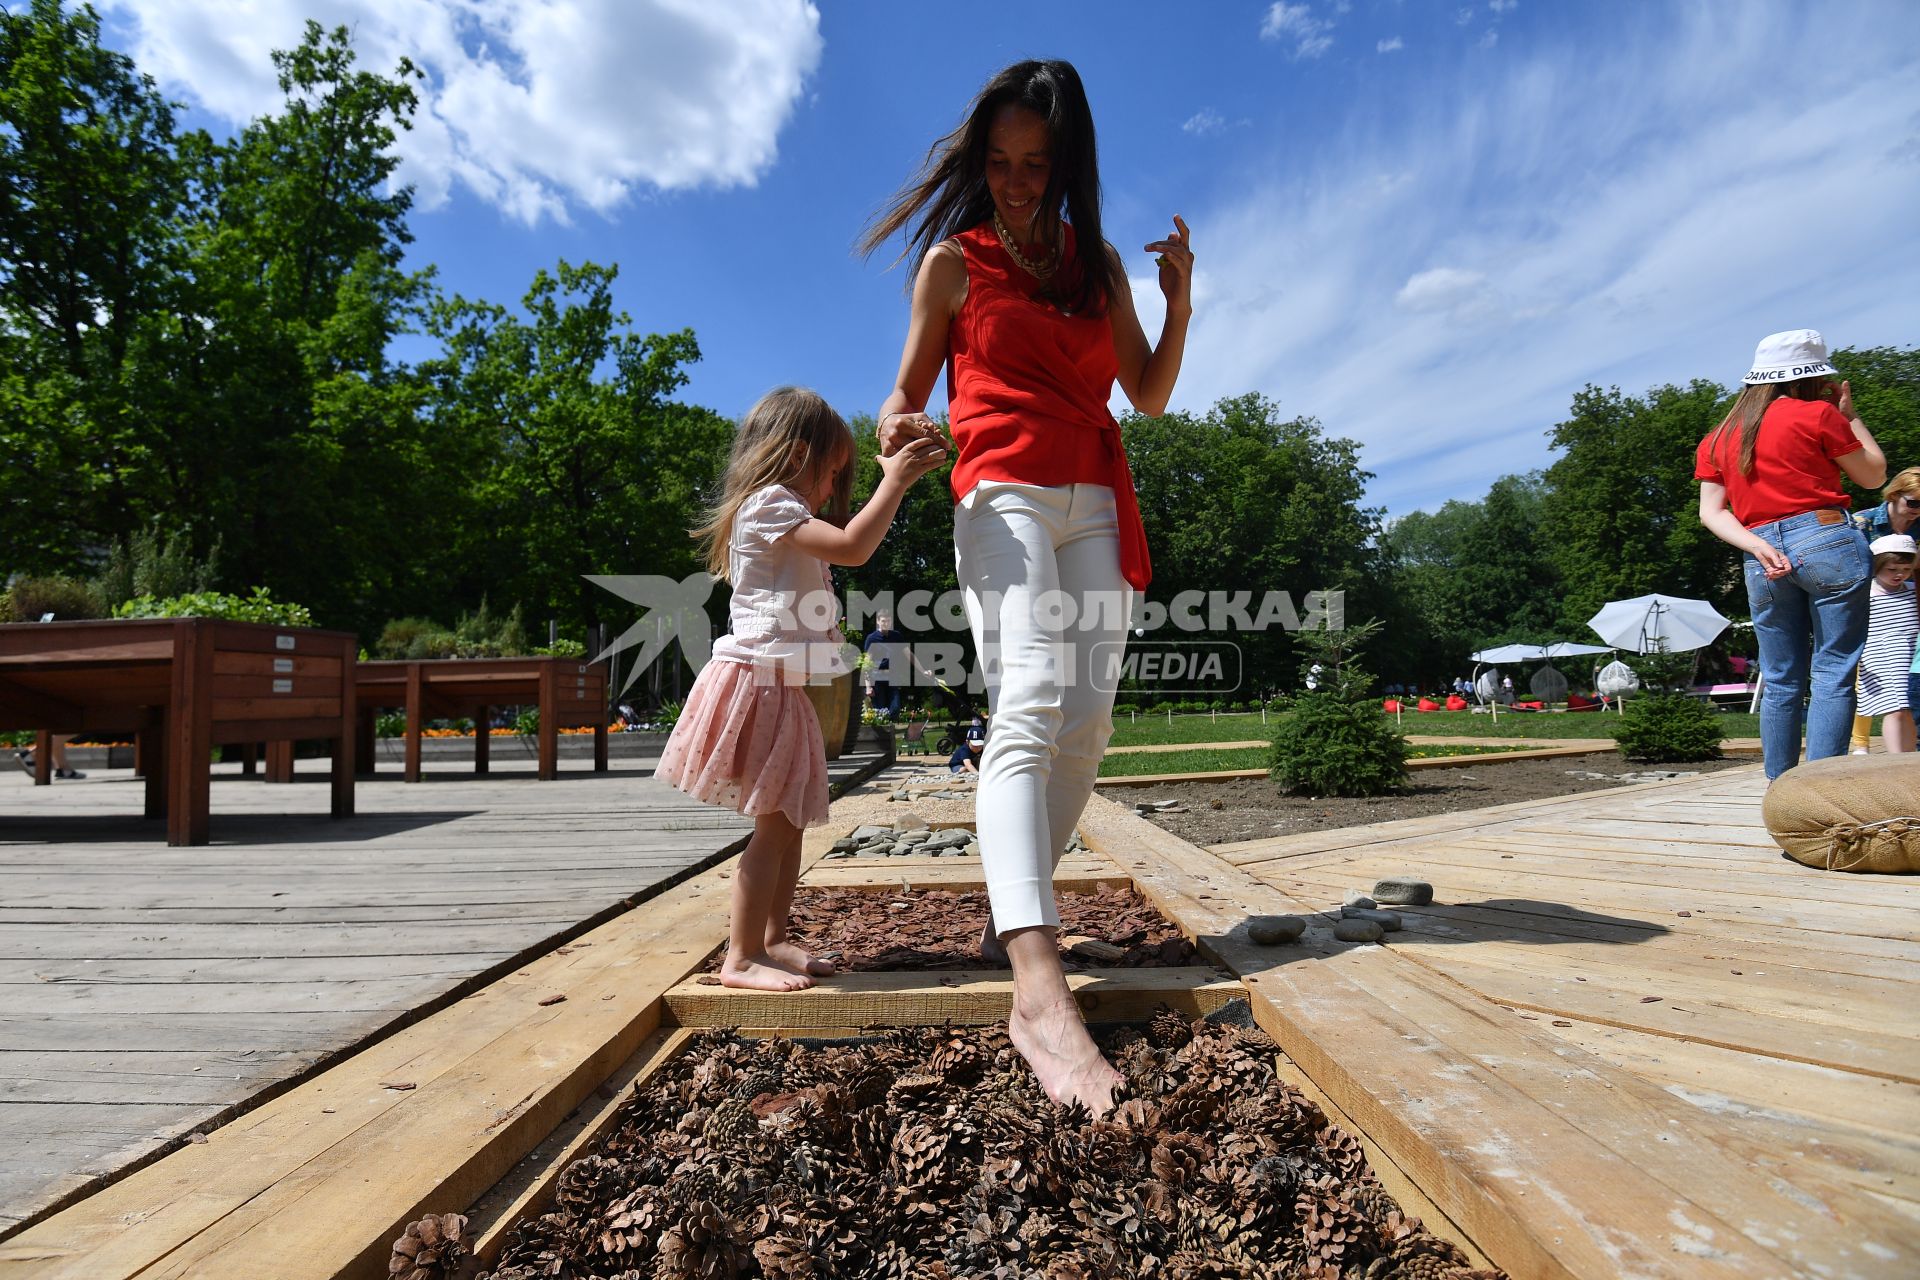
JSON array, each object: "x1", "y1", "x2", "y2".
[{"x1": 946, "y1": 222, "x2": 1152, "y2": 590}]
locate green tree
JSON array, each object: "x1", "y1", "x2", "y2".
[
  {"x1": 1541, "y1": 381, "x2": 1729, "y2": 627},
  {"x1": 1123, "y1": 394, "x2": 1383, "y2": 692},
  {"x1": 0, "y1": 0, "x2": 183, "y2": 568},
  {"x1": 423, "y1": 259, "x2": 730, "y2": 641},
  {"x1": 1836, "y1": 346, "x2": 1920, "y2": 500}
]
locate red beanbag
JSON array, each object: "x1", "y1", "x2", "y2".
[
  {"x1": 1445, "y1": 695, "x2": 1467, "y2": 711},
  {"x1": 1417, "y1": 698, "x2": 1439, "y2": 711},
  {"x1": 1382, "y1": 699, "x2": 1401, "y2": 712}
]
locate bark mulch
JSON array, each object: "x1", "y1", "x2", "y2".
[
  {"x1": 471, "y1": 1013, "x2": 1504, "y2": 1279},
  {"x1": 701, "y1": 885, "x2": 1198, "y2": 973}
]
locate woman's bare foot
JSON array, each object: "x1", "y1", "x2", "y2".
[
  {"x1": 978, "y1": 920, "x2": 1009, "y2": 967},
  {"x1": 764, "y1": 938, "x2": 834, "y2": 976},
  {"x1": 1008, "y1": 993, "x2": 1122, "y2": 1116},
  {"x1": 720, "y1": 952, "x2": 814, "y2": 991}
]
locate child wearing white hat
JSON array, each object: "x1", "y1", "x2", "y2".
[{"x1": 1859, "y1": 533, "x2": 1917, "y2": 752}]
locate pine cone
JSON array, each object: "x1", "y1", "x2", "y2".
[
  {"x1": 890, "y1": 1118, "x2": 953, "y2": 1187},
  {"x1": 1346, "y1": 1181, "x2": 1399, "y2": 1226},
  {"x1": 389, "y1": 1213, "x2": 467, "y2": 1280},
  {"x1": 1298, "y1": 1193, "x2": 1369, "y2": 1272},
  {"x1": 928, "y1": 1029, "x2": 987, "y2": 1082},
  {"x1": 846, "y1": 1065, "x2": 892, "y2": 1112},
  {"x1": 656, "y1": 1199, "x2": 738, "y2": 1278},
  {"x1": 555, "y1": 1154, "x2": 624, "y2": 1211},
  {"x1": 733, "y1": 1068, "x2": 783, "y2": 1103},
  {"x1": 1150, "y1": 1133, "x2": 1215, "y2": 1187},
  {"x1": 886, "y1": 1071, "x2": 944, "y2": 1112},
  {"x1": 1317, "y1": 1123, "x2": 1370, "y2": 1180},
  {"x1": 1158, "y1": 1081, "x2": 1223, "y2": 1132},
  {"x1": 751, "y1": 1234, "x2": 815, "y2": 1279},
  {"x1": 704, "y1": 1097, "x2": 758, "y2": 1150},
  {"x1": 1147, "y1": 1007, "x2": 1195, "y2": 1050},
  {"x1": 598, "y1": 1186, "x2": 665, "y2": 1258}
]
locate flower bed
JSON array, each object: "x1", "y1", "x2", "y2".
[{"x1": 472, "y1": 1015, "x2": 1503, "y2": 1279}]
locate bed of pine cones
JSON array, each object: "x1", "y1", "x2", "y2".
[{"x1": 467, "y1": 1010, "x2": 1504, "y2": 1280}]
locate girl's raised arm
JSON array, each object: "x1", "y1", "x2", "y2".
[{"x1": 786, "y1": 439, "x2": 947, "y2": 567}]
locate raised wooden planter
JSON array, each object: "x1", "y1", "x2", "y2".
[{"x1": 353, "y1": 657, "x2": 609, "y2": 782}]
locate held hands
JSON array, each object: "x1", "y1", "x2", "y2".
[
  {"x1": 1145, "y1": 214, "x2": 1194, "y2": 314},
  {"x1": 877, "y1": 435, "x2": 947, "y2": 488},
  {"x1": 878, "y1": 411, "x2": 948, "y2": 458}
]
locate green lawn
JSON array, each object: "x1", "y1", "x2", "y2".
[{"x1": 1102, "y1": 706, "x2": 1760, "y2": 751}]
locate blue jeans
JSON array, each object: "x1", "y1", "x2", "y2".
[{"x1": 1744, "y1": 510, "x2": 1870, "y2": 778}]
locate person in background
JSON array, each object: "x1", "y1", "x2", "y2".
[
  {"x1": 948, "y1": 711, "x2": 988, "y2": 774},
  {"x1": 1857, "y1": 534, "x2": 1917, "y2": 753},
  {"x1": 862, "y1": 610, "x2": 905, "y2": 719},
  {"x1": 1849, "y1": 469, "x2": 1920, "y2": 751},
  {"x1": 1696, "y1": 329, "x2": 1885, "y2": 779},
  {"x1": 14, "y1": 735, "x2": 85, "y2": 780}
]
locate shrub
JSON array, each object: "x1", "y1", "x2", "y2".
[
  {"x1": 92, "y1": 527, "x2": 219, "y2": 610},
  {"x1": 374, "y1": 711, "x2": 406, "y2": 738},
  {"x1": 5, "y1": 575, "x2": 104, "y2": 621},
  {"x1": 1268, "y1": 617, "x2": 1408, "y2": 797},
  {"x1": 533, "y1": 638, "x2": 587, "y2": 658},
  {"x1": 1615, "y1": 693, "x2": 1724, "y2": 762},
  {"x1": 376, "y1": 616, "x2": 453, "y2": 659},
  {"x1": 114, "y1": 587, "x2": 312, "y2": 627}
]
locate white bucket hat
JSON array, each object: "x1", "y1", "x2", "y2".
[
  {"x1": 1743, "y1": 329, "x2": 1837, "y2": 385},
  {"x1": 1869, "y1": 533, "x2": 1917, "y2": 558}
]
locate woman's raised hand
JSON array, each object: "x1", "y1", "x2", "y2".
[
  {"x1": 1145, "y1": 214, "x2": 1194, "y2": 314},
  {"x1": 878, "y1": 411, "x2": 948, "y2": 457},
  {"x1": 1836, "y1": 379, "x2": 1856, "y2": 419},
  {"x1": 877, "y1": 434, "x2": 947, "y2": 487}
]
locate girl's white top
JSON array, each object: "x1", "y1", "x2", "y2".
[{"x1": 708, "y1": 485, "x2": 854, "y2": 681}]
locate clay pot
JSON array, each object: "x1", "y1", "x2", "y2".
[{"x1": 802, "y1": 670, "x2": 856, "y2": 761}]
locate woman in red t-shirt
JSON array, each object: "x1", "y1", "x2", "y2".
[
  {"x1": 1695, "y1": 329, "x2": 1885, "y2": 778},
  {"x1": 861, "y1": 60, "x2": 1193, "y2": 1115}
]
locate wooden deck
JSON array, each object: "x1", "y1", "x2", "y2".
[
  {"x1": 1176, "y1": 764, "x2": 1918, "y2": 1277},
  {"x1": 0, "y1": 747, "x2": 884, "y2": 1234},
  {"x1": 3, "y1": 759, "x2": 1912, "y2": 1278}
]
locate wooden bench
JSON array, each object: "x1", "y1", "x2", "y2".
[
  {"x1": 353, "y1": 658, "x2": 609, "y2": 782},
  {"x1": 0, "y1": 619, "x2": 356, "y2": 845}
]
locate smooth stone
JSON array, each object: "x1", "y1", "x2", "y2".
[
  {"x1": 1372, "y1": 878, "x2": 1433, "y2": 907},
  {"x1": 897, "y1": 832, "x2": 933, "y2": 847},
  {"x1": 1342, "y1": 890, "x2": 1377, "y2": 909},
  {"x1": 887, "y1": 842, "x2": 915, "y2": 857},
  {"x1": 1246, "y1": 915, "x2": 1307, "y2": 945},
  {"x1": 889, "y1": 789, "x2": 910, "y2": 801},
  {"x1": 895, "y1": 813, "x2": 931, "y2": 831},
  {"x1": 829, "y1": 838, "x2": 856, "y2": 853},
  {"x1": 1340, "y1": 906, "x2": 1403, "y2": 931},
  {"x1": 964, "y1": 841, "x2": 982, "y2": 856},
  {"x1": 928, "y1": 830, "x2": 971, "y2": 849},
  {"x1": 1333, "y1": 919, "x2": 1385, "y2": 943},
  {"x1": 850, "y1": 825, "x2": 891, "y2": 843}
]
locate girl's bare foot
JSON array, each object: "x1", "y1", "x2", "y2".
[
  {"x1": 1008, "y1": 993, "x2": 1122, "y2": 1117},
  {"x1": 978, "y1": 920, "x2": 1009, "y2": 966},
  {"x1": 764, "y1": 939, "x2": 834, "y2": 976},
  {"x1": 720, "y1": 952, "x2": 814, "y2": 992}
]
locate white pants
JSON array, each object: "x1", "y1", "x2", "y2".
[{"x1": 955, "y1": 481, "x2": 1133, "y2": 933}]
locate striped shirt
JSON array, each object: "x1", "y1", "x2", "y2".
[{"x1": 1859, "y1": 579, "x2": 1917, "y2": 715}]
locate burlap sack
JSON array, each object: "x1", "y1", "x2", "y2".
[{"x1": 1764, "y1": 753, "x2": 1920, "y2": 873}]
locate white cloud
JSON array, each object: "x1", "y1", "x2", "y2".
[
  {"x1": 1377, "y1": 37, "x2": 1405, "y2": 53},
  {"x1": 97, "y1": 0, "x2": 823, "y2": 225},
  {"x1": 1479, "y1": 29, "x2": 1500, "y2": 49},
  {"x1": 1131, "y1": 1, "x2": 1920, "y2": 515},
  {"x1": 1183, "y1": 109, "x2": 1227, "y2": 136},
  {"x1": 1261, "y1": 2, "x2": 1335, "y2": 59},
  {"x1": 1489, "y1": 0, "x2": 1519, "y2": 12}
]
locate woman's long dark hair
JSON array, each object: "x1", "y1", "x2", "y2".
[
  {"x1": 1704, "y1": 376, "x2": 1833, "y2": 477},
  {"x1": 859, "y1": 59, "x2": 1117, "y2": 316}
]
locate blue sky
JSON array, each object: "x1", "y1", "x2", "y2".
[{"x1": 96, "y1": 0, "x2": 1920, "y2": 519}]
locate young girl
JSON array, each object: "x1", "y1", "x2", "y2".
[
  {"x1": 1859, "y1": 534, "x2": 1917, "y2": 752},
  {"x1": 657, "y1": 387, "x2": 945, "y2": 992}
]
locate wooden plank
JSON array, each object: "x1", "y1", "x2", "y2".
[
  {"x1": 464, "y1": 1028, "x2": 694, "y2": 1270},
  {"x1": 210, "y1": 653, "x2": 341, "y2": 679},
  {"x1": 663, "y1": 967, "x2": 1242, "y2": 1028},
  {"x1": 207, "y1": 697, "x2": 339, "y2": 722},
  {"x1": 1076, "y1": 792, "x2": 1912, "y2": 1280},
  {"x1": 0, "y1": 854, "x2": 743, "y2": 1279}
]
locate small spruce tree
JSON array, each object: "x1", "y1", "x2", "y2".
[{"x1": 1268, "y1": 618, "x2": 1410, "y2": 797}]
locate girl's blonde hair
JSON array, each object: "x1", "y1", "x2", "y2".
[
  {"x1": 693, "y1": 387, "x2": 854, "y2": 580},
  {"x1": 1702, "y1": 375, "x2": 1833, "y2": 477}
]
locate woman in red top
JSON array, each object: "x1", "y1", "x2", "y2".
[
  {"x1": 1695, "y1": 329, "x2": 1885, "y2": 778},
  {"x1": 863, "y1": 60, "x2": 1192, "y2": 1115}
]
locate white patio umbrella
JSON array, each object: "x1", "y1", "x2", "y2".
[{"x1": 1587, "y1": 594, "x2": 1730, "y2": 654}]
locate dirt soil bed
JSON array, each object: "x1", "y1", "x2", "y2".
[
  {"x1": 703, "y1": 885, "x2": 1197, "y2": 972},
  {"x1": 1133, "y1": 756, "x2": 1757, "y2": 847},
  {"x1": 478, "y1": 1014, "x2": 1503, "y2": 1279}
]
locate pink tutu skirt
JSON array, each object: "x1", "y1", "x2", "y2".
[{"x1": 655, "y1": 659, "x2": 829, "y2": 828}]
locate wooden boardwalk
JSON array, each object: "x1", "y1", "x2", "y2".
[
  {"x1": 0, "y1": 748, "x2": 882, "y2": 1234},
  {"x1": 1182, "y1": 764, "x2": 1918, "y2": 1277}
]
